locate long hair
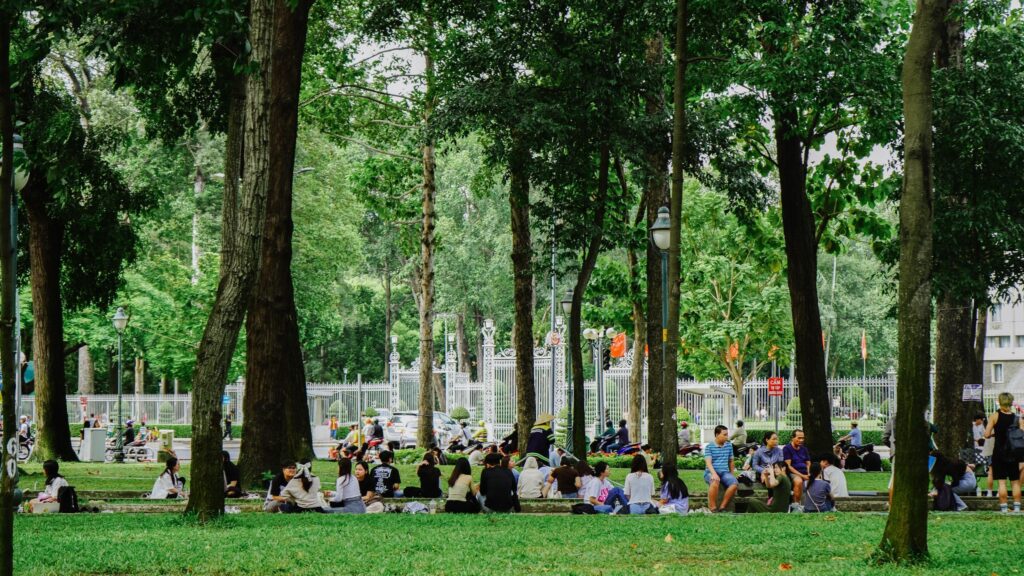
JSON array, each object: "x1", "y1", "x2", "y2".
[
  {"x1": 660, "y1": 467, "x2": 689, "y2": 500},
  {"x1": 295, "y1": 459, "x2": 315, "y2": 492},
  {"x1": 43, "y1": 460, "x2": 62, "y2": 485},
  {"x1": 163, "y1": 458, "x2": 179, "y2": 478},
  {"x1": 337, "y1": 457, "x2": 353, "y2": 489},
  {"x1": 807, "y1": 461, "x2": 822, "y2": 489},
  {"x1": 449, "y1": 457, "x2": 472, "y2": 487},
  {"x1": 630, "y1": 454, "x2": 648, "y2": 474}
]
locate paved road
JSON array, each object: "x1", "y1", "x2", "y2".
[{"x1": 70, "y1": 438, "x2": 334, "y2": 462}]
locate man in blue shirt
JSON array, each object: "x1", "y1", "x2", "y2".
[
  {"x1": 704, "y1": 425, "x2": 738, "y2": 512},
  {"x1": 839, "y1": 421, "x2": 862, "y2": 448},
  {"x1": 783, "y1": 429, "x2": 811, "y2": 502},
  {"x1": 606, "y1": 420, "x2": 630, "y2": 452}
]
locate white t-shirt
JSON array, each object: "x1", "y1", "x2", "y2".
[
  {"x1": 624, "y1": 472, "x2": 654, "y2": 504},
  {"x1": 822, "y1": 465, "x2": 849, "y2": 498},
  {"x1": 332, "y1": 475, "x2": 361, "y2": 502},
  {"x1": 43, "y1": 477, "x2": 68, "y2": 500},
  {"x1": 584, "y1": 477, "x2": 613, "y2": 505}
]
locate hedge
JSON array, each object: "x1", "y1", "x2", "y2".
[{"x1": 68, "y1": 423, "x2": 242, "y2": 439}]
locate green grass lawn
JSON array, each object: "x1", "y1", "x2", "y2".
[
  {"x1": 13, "y1": 512, "x2": 1020, "y2": 575},
  {"x1": 17, "y1": 461, "x2": 894, "y2": 494}
]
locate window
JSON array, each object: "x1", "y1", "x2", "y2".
[
  {"x1": 991, "y1": 305, "x2": 1003, "y2": 323},
  {"x1": 987, "y1": 336, "x2": 1011, "y2": 348},
  {"x1": 993, "y1": 363, "x2": 1004, "y2": 384},
  {"x1": 1017, "y1": 336, "x2": 1024, "y2": 348}
]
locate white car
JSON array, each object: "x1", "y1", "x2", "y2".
[{"x1": 384, "y1": 411, "x2": 456, "y2": 448}]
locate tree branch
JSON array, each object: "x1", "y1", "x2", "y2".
[
  {"x1": 353, "y1": 46, "x2": 414, "y2": 67},
  {"x1": 324, "y1": 132, "x2": 419, "y2": 161}
]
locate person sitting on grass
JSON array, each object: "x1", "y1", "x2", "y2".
[
  {"x1": 479, "y1": 452, "x2": 520, "y2": 513},
  {"x1": 28, "y1": 460, "x2": 68, "y2": 512},
  {"x1": 931, "y1": 464, "x2": 965, "y2": 512},
  {"x1": 517, "y1": 456, "x2": 546, "y2": 499},
  {"x1": 705, "y1": 425, "x2": 739, "y2": 513},
  {"x1": 445, "y1": 458, "x2": 480, "y2": 514},
  {"x1": 404, "y1": 453, "x2": 443, "y2": 499},
  {"x1": 820, "y1": 453, "x2": 849, "y2": 498},
  {"x1": 280, "y1": 460, "x2": 327, "y2": 513},
  {"x1": 861, "y1": 445, "x2": 882, "y2": 472},
  {"x1": 150, "y1": 457, "x2": 185, "y2": 500},
  {"x1": 657, "y1": 467, "x2": 689, "y2": 514},
  {"x1": 783, "y1": 429, "x2": 811, "y2": 502},
  {"x1": 264, "y1": 461, "x2": 297, "y2": 512},
  {"x1": 948, "y1": 458, "x2": 977, "y2": 497},
  {"x1": 585, "y1": 461, "x2": 629, "y2": 514},
  {"x1": 467, "y1": 443, "x2": 486, "y2": 467},
  {"x1": 223, "y1": 451, "x2": 243, "y2": 498},
  {"x1": 369, "y1": 450, "x2": 402, "y2": 498},
  {"x1": 801, "y1": 462, "x2": 834, "y2": 513},
  {"x1": 544, "y1": 459, "x2": 581, "y2": 498},
  {"x1": 327, "y1": 458, "x2": 366, "y2": 514},
  {"x1": 844, "y1": 446, "x2": 864, "y2": 471},
  {"x1": 752, "y1": 432, "x2": 785, "y2": 487},
  {"x1": 624, "y1": 454, "x2": 656, "y2": 514},
  {"x1": 576, "y1": 461, "x2": 596, "y2": 497},
  {"x1": 746, "y1": 462, "x2": 792, "y2": 513},
  {"x1": 503, "y1": 456, "x2": 520, "y2": 482}
]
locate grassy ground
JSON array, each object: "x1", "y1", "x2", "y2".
[
  {"x1": 13, "y1": 512, "x2": 1020, "y2": 575},
  {"x1": 17, "y1": 461, "x2": 894, "y2": 493}
]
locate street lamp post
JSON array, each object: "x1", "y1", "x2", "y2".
[
  {"x1": 112, "y1": 307, "x2": 129, "y2": 463},
  {"x1": 584, "y1": 326, "x2": 617, "y2": 437},
  {"x1": 8, "y1": 135, "x2": 28, "y2": 419},
  {"x1": 650, "y1": 206, "x2": 671, "y2": 446},
  {"x1": 561, "y1": 290, "x2": 574, "y2": 453}
]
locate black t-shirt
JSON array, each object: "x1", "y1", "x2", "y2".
[
  {"x1": 224, "y1": 461, "x2": 240, "y2": 485},
  {"x1": 418, "y1": 465, "x2": 443, "y2": 498},
  {"x1": 480, "y1": 467, "x2": 519, "y2": 512},
  {"x1": 372, "y1": 424, "x2": 384, "y2": 439},
  {"x1": 371, "y1": 464, "x2": 401, "y2": 497},
  {"x1": 125, "y1": 427, "x2": 136, "y2": 444},
  {"x1": 845, "y1": 452, "x2": 863, "y2": 470},
  {"x1": 359, "y1": 475, "x2": 375, "y2": 496},
  {"x1": 269, "y1": 473, "x2": 287, "y2": 497},
  {"x1": 862, "y1": 452, "x2": 882, "y2": 472}
]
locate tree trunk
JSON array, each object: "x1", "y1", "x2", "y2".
[
  {"x1": 643, "y1": 33, "x2": 669, "y2": 451},
  {"x1": 626, "y1": 246, "x2": 645, "y2": 443},
  {"x1": 457, "y1": 312, "x2": 471, "y2": 375},
  {"x1": 509, "y1": 136, "x2": 534, "y2": 456},
  {"x1": 239, "y1": 0, "x2": 315, "y2": 484},
  {"x1": 383, "y1": 262, "x2": 392, "y2": 381},
  {"x1": 78, "y1": 346, "x2": 93, "y2": 394},
  {"x1": 191, "y1": 167, "x2": 203, "y2": 284},
  {"x1": 186, "y1": 0, "x2": 273, "y2": 520},
  {"x1": 774, "y1": 104, "x2": 833, "y2": 456},
  {"x1": 474, "y1": 309, "x2": 484, "y2": 381},
  {"x1": 23, "y1": 180, "x2": 77, "y2": 461},
  {"x1": 973, "y1": 306, "x2": 986, "y2": 383},
  {"x1": 664, "y1": 0, "x2": 687, "y2": 467},
  {"x1": 933, "y1": 294, "x2": 977, "y2": 458},
  {"x1": 569, "y1": 145, "x2": 612, "y2": 460},
  {"x1": 417, "y1": 42, "x2": 437, "y2": 448},
  {"x1": 134, "y1": 357, "x2": 145, "y2": 395},
  {"x1": 1, "y1": 16, "x2": 17, "y2": 574},
  {"x1": 877, "y1": 0, "x2": 946, "y2": 562}
]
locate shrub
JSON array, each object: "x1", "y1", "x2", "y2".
[
  {"x1": 158, "y1": 402, "x2": 175, "y2": 423},
  {"x1": 449, "y1": 406, "x2": 470, "y2": 421},
  {"x1": 364, "y1": 406, "x2": 379, "y2": 418},
  {"x1": 675, "y1": 406, "x2": 693, "y2": 424},
  {"x1": 785, "y1": 396, "x2": 801, "y2": 426}
]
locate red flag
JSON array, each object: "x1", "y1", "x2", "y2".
[
  {"x1": 610, "y1": 332, "x2": 627, "y2": 358},
  {"x1": 861, "y1": 330, "x2": 868, "y2": 360}
]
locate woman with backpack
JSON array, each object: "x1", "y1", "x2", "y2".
[
  {"x1": 983, "y1": 392, "x2": 1023, "y2": 513},
  {"x1": 28, "y1": 460, "x2": 68, "y2": 512},
  {"x1": 150, "y1": 458, "x2": 185, "y2": 499}
]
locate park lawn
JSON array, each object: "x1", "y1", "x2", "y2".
[
  {"x1": 13, "y1": 512, "x2": 1020, "y2": 575},
  {"x1": 17, "y1": 462, "x2": 893, "y2": 494}
]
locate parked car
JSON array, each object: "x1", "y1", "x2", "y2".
[{"x1": 384, "y1": 411, "x2": 456, "y2": 448}]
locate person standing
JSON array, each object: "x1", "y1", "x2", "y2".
[
  {"x1": 705, "y1": 425, "x2": 739, "y2": 512},
  {"x1": 983, "y1": 393, "x2": 1023, "y2": 513},
  {"x1": 783, "y1": 429, "x2": 811, "y2": 502},
  {"x1": 223, "y1": 413, "x2": 233, "y2": 441}
]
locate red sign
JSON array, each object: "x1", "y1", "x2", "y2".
[{"x1": 768, "y1": 377, "x2": 784, "y2": 397}]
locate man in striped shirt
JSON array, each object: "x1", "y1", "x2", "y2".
[{"x1": 704, "y1": 425, "x2": 738, "y2": 512}]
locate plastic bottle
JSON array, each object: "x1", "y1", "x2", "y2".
[{"x1": 429, "y1": 499, "x2": 437, "y2": 514}]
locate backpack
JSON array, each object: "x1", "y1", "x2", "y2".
[
  {"x1": 57, "y1": 485, "x2": 80, "y2": 513},
  {"x1": 1006, "y1": 415, "x2": 1024, "y2": 461},
  {"x1": 933, "y1": 484, "x2": 956, "y2": 512}
]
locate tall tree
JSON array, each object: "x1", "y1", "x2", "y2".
[
  {"x1": 876, "y1": 0, "x2": 947, "y2": 563},
  {"x1": 187, "y1": 0, "x2": 273, "y2": 519},
  {"x1": 239, "y1": 0, "x2": 316, "y2": 484}
]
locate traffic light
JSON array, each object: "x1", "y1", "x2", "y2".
[{"x1": 602, "y1": 348, "x2": 611, "y2": 370}]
